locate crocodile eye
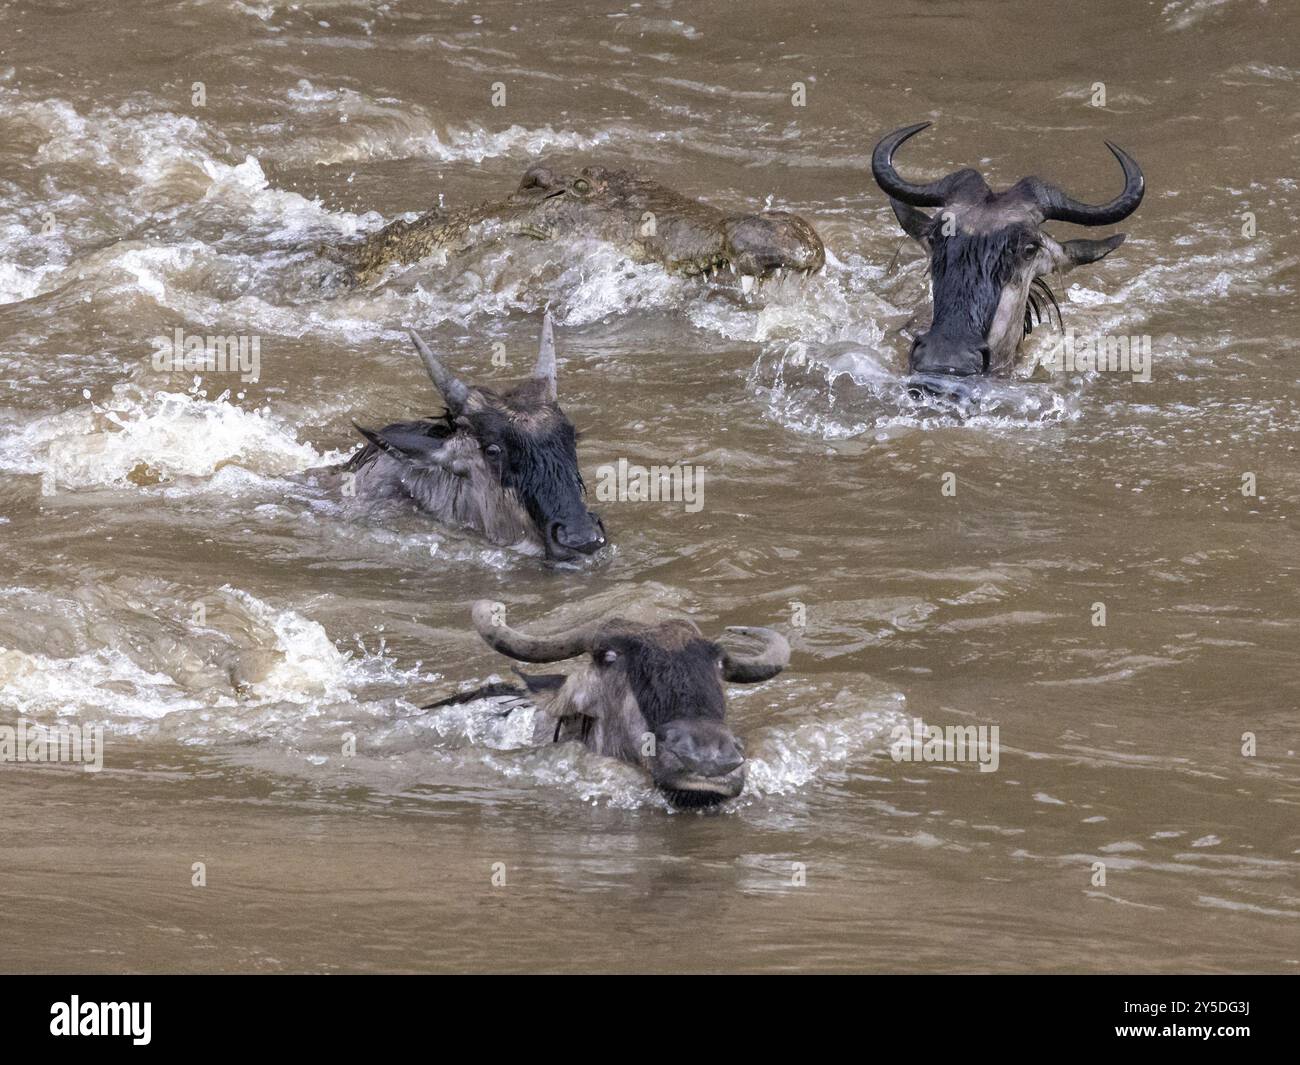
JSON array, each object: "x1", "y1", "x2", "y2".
[{"x1": 572, "y1": 178, "x2": 591, "y2": 194}]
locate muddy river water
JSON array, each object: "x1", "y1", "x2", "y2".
[{"x1": 0, "y1": 0, "x2": 1297, "y2": 972}]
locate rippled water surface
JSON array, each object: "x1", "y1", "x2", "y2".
[{"x1": 0, "y1": 0, "x2": 1297, "y2": 972}]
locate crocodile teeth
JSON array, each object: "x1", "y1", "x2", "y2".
[
  {"x1": 740, "y1": 274, "x2": 755, "y2": 295},
  {"x1": 728, "y1": 263, "x2": 736, "y2": 274}
]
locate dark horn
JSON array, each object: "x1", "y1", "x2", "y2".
[
  {"x1": 872, "y1": 122, "x2": 953, "y2": 207},
  {"x1": 1036, "y1": 141, "x2": 1145, "y2": 226},
  {"x1": 720, "y1": 626, "x2": 790, "y2": 684},
  {"x1": 471, "y1": 600, "x2": 603, "y2": 664},
  {"x1": 408, "y1": 329, "x2": 472, "y2": 412}
]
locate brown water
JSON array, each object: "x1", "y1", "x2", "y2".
[{"x1": 1, "y1": 0, "x2": 1297, "y2": 973}]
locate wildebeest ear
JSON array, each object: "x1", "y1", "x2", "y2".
[
  {"x1": 532, "y1": 310, "x2": 558, "y2": 401},
  {"x1": 720, "y1": 626, "x2": 790, "y2": 684},
  {"x1": 889, "y1": 197, "x2": 934, "y2": 245},
  {"x1": 513, "y1": 667, "x2": 565, "y2": 695},
  {"x1": 352, "y1": 422, "x2": 471, "y2": 477},
  {"x1": 1055, "y1": 233, "x2": 1126, "y2": 270}
]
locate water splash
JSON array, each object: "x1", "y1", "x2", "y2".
[{"x1": 0, "y1": 382, "x2": 346, "y2": 491}]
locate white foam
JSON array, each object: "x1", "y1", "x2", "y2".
[
  {"x1": 0, "y1": 383, "x2": 346, "y2": 491},
  {"x1": 0, "y1": 646, "x2": 206, "y2": 720},
  {"x1": 0, "y1": 585, "x2": 440, "y2": 736},
  {"x1": 0, "y1": 90, "x2": 374, "y2": 314},
  {"x1": 225, "y1": 588, "x2": 356, "y2": 703},
  {"x1": 268, "y1": 82, "x2": 617, "y2": 166},
  {"x1": 199, "y1": 153, "x2": 372, "y2": 241},
  {"x1": 751, "y1": 335, "x2": 1081, "y2": 437},
  {"x1": 0, "y1": 220, "x2": 70, "y2": 304},
  {"x1": 744, "y1": 691, "x2": 909, "y2": 797},
  {"x1": 561, "y1": 244, "x2": 684, "y2": 324}
]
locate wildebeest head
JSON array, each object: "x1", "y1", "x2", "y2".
[
  {"x1": 873, "y1": 122, "x2": 1144, "y2": 381},
  {"x1": 353, "y1": 314, "x2": 606, "y2": 561},
  {"x1": 471, "y1": 600, "x2": 790, "y2": 808}
]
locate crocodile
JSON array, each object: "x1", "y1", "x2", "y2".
[{"x1": 328, "y1": 161, "x2": 825, "y2": 288}]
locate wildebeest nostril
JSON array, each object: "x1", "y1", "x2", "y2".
[
  {"x1": 551, "y1": 521, "x2": 606, "y2": 556},
  {"x1": 711, "y1": 748, "x2": 745, "y2": 775}
]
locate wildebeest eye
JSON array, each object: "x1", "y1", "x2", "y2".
[
  {"x1": 596, "y1": 648, "x2": 618, "y2": 665},
  {"x1": 1023, "y1": 241, "x2": 1041, "y2": 259},
  {"x1": 483, "y1": 442, "x2": 502, "y2": 457}
]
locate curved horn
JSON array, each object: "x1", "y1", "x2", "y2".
[
  {"x1": 720, "y1": 626, "x2": 790, "y2": 684},
  {"x1": 1033, "y1": 141, "x2": 1145, "y2": 226},
  {"x1": 408, "y1": 329, "x2": 472, "y2": 412},
  {"x1": 471, "y1": 600, "x2": 604, "y2": 663},
  {"x1": 871, "y1": 122, "x2": 975, "y2": 207},
  {"x1": 533, "y1": 310, "x2": 557, "y2": 402}
]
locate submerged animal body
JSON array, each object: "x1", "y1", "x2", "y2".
[
  {"x1": 872, "y1": 123, "x2": 1145, "y2": 387},
  {"x1": 429, "y1": 600, "x2": 790, "y2": 808},
  {"x1": 329, "y1": 161, "x2": 825, "y2": 286},
  {"x1": 347, "y1": 313, "x2": 606, "y2": 562}
]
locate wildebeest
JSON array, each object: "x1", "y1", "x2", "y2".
[
  {"x1": 872, "y1": 122, "x2": 1145, "y2": 384},
  {"x1": 346, "y1": 313, "x2": 607, "y2": 561},
  {"x1": 428, "y1": 599, "x2": 791, "y2": 808}
]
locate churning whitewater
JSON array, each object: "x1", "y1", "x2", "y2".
[{"x1": 0, "y1": 0, "x2": 1295, "y2": 975}]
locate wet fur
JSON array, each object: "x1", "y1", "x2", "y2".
[
  {"x1": 538, "y1": 621, "x2": 729, "y2": 764},
  {"x1": 908, "y1": 207, "x2": 1120, "y2": 374},
  {"x1": 926, "y1": 224, "x2": 1032, "y2": 343},
  {"x1": 427, "y1": 620, "x2": 730, "y2": 766},
  {"x1": 346, "y1": 377, "x2": 590, "y2": 552}
]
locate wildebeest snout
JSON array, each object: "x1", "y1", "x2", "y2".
[
  {"x1": 652, "y1": 718, "x2": 746, "y2": 806},
  {"x1": 909, "y1": 329, "x2": 990, "y2": 378},
  {"x1": 547, "y1": 511, "x2": 607, "y2": 559}
]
